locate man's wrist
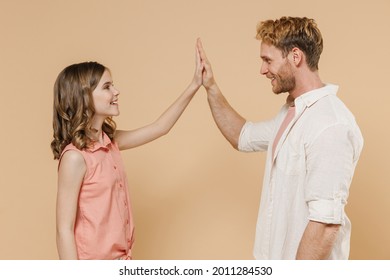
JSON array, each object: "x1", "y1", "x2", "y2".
[{"x1": 205, "y1": 83, "x2": 219, "y2": 95}]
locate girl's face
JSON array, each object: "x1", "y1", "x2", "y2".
[{"x1": 92, "y1": 69, "x2": 120, "y2": 118}]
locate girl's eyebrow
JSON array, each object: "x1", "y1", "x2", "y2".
[{"x1": 102, "y1": 81, "x2": 113, "y2": 87}]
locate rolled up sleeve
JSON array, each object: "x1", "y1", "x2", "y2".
[
  {"x1": 238, "y1": 119, "x2": 276, "y2": 152},
  {"x1": 305, "y1": 124, "x2": 360, "y2": 225}
]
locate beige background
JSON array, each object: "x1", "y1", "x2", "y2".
[{"x1": 0, "y1": 0, "x2": 389, "y2": 259}]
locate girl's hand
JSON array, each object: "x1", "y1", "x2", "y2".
[
  {"x1": 191, "y1": 39, "x2": 204, "y2": 88},
  {"x1": 196, "y1": 38, "x2": 217, "y2": 90},
  {"x1": 115, "y1": 39, "x2": 204, "y2": 151}
]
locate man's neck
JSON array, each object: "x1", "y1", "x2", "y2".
[{"x1": 289, "y1": 70, "x2": 324, "y2": 99}]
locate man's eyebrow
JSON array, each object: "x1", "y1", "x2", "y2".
[{"x1": 260, "y1": 55, "x2": 271, "y2": 60}]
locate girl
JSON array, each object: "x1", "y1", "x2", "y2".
[{"x1": 51, "y1": 43, "x2": 203, "y2": 260}]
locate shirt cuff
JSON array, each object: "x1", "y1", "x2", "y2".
[
  {"x1": 307, "y1": 199, "x2": 345, "y2": 225},
  {"x1": 237, "y1": 122, "x2": 250, "y2": 151}
]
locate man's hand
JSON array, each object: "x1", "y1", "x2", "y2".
[
  {"x1": 191, "y1": 39, "x2": 204, "y2": 88},
  {"x1": 197, "y1": 38, "x2": 217, "y2": 90}
]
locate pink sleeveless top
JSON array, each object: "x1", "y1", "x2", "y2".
[{"x1": 60, "y1": 133, "x2": 134, "y2": 260}]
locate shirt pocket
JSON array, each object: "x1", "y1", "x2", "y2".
[{"x1": 275, "y1": 142, "x2": 304, "y2": 176}]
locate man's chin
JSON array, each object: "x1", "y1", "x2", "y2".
[{"x1": 272, "y1": 87, "x2": 285, "y2": 95}]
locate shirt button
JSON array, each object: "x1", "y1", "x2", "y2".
[
  {"x1": 114, "y1": 166, "x2": 117, "y2": 169},
  {"x1": 119, "y1": 183, "x2": 123, "y2": 188}
]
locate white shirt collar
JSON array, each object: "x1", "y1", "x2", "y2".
[{"x1": 294, "y1": 84, "x2": 339, "y2": 111}]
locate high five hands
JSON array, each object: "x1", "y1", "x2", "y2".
[{"x1": 195, "y1": 38, "x2": 218, "y2": 91}]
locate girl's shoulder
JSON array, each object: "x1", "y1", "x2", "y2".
[
  {"x1": 60, "y1": 142, "x2": 84, "y2": 158},
  {"x1": 60, "y1": 149, "x2": 85, "y2": 167},
  {"x1": 59, "y1": 142, "x2": 86, "y2": 165},
  {"x1": 57, "y1": 150, "x2": 87, "y2": 189}
]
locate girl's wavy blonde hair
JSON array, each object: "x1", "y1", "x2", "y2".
[
  {"x1": 51, "y1": 62, "x2": 116, "y2": 160},
  {"x1": 256, "y1": 17, "x2": 323, "y2": 71}
]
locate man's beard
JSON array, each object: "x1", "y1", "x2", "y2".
[{"x1": 272, "y1": 61, "x2": 295, "y2": 94}]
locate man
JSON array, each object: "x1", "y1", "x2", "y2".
[{"x1": 197, "y1": 17, "x2": 363, "y2": 259}]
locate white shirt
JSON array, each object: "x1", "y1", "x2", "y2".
[{"x1": 238, "y1": 84, "x2": 363, "y2": 259}]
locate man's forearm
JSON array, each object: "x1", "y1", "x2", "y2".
[
  {"x1": 296, "y1": 220, "x2": 340, "y2": 260},
  {"x1": 206, "y1": 84, "x2": 246, "y2": 149}
]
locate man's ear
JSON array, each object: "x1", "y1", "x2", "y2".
[{"x1": 290, "y1": 47, "x2": 304, "y2": 67}]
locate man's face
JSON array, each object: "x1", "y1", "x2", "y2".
[{"x1": 260, "y1": 42, "x2": 295, "y2": 94}]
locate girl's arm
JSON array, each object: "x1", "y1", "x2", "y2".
[
  {"x1": 115, "y1": 42, "x2": 203, "y2": 150},
  {"x1": 56, "y1": 150, "x2": 86, "y2": 259}
]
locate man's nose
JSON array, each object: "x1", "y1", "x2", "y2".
[{"x1": 260, "y1": 62, "x2": 268, "y2": 75}]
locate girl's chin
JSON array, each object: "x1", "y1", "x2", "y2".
[
  {"x1": 111, "y1": 109, "x2": 120, "y2": 117},
  {"x1": 104, "y1": 112, "x2": 120, "y2": 118}
]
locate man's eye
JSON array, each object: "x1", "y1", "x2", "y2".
[{"x1": 262, "y1": 58, "x2": 271, "y2": 64}]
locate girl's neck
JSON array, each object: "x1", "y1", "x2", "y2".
[
  {"x1": 94, "y1": 129, "x2": 104, "y2": 145},
  {"x1": 90, "y1": 118, "x2": 105, "y2": 145}
]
